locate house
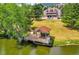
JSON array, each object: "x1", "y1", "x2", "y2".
[{"x1": 42, "y1": 7, "x2": 61, "y2": 19}]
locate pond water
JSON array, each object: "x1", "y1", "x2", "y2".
[
  {"x1": 0, "y1": 39, "x2": 79, "y2": 55},
  {"x1": 0, "y1": 45, "x2": 79, "y2": 55},
  {"x1": 49, "y1": 45, "x2": 79, "y2": 55},
  {"x1": 31, "y1": 45, "x2": 79, "y2": 55}
]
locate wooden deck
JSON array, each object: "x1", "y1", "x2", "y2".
[{"x1": 26, "y1": 34, "x2": 51, "y2": 44}]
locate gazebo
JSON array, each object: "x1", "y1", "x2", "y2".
[
  {"x1": 25, "y1": 26, "x2": 53, "y2": 47},
  {"x1": 35, "y1": 26, "x2": 51, "y2": 38},
  {"x1": 37, "y1": 26, "x2": 50, "y2": 33}
]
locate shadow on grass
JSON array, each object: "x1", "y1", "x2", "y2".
[{"x1": 64, "y1": 25, "x2": 79, "y2": 32}]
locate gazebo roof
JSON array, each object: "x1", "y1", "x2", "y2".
[{"x1": 36, "y1": 26, "x2": 51, "y2": 33}]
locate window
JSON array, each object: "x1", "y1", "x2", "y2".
[
  {"x1": 50, "y1": 10, "x2": 53, "y2": 12},
  {"x1": 46, "y1": 10, "x2": 48, "y2": 12}
]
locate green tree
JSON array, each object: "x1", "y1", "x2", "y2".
[
  {"x1": 0, "y1": 3, "x2": 32, "y2": 39},
  {"x1": 32, "y1": 4, "x2": 44, "y2": 20},
  {"x1": 61, "y1": 3, "x2": 79, "y2": 29}
]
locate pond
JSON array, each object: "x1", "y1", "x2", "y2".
[
  {"x1": 49, "y1": 45, "x2": 79, "y2": 55},
  {"x1": 0, "y1": 39, "x2": 79, "y2": 55}
]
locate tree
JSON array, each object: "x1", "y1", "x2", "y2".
[
  {"x1": 0, "y1": 3, "x2": 32, "y2": 39},
  {"x1": 61, "y1": 3, "x2": 79, "y2": 29},
  {"x1": 32, "y1": 4, "x2": 44, "y2": 20}
]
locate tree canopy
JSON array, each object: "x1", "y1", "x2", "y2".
[
  {"x1": 61, "y1": 3, "x2": 79, "y2": 29},
  {"x1": 0, "y1": 3, "x2": 32, "y2": 39},
  {"x1": 32, "y1": 4, "x2": 44, "y2": 19}
]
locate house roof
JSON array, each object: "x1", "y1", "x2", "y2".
[
  {"x1": 44, "y1": 7, "x2": 58, "y2": 14},
  {"x1": 36, "y1": 26, "x2": 51, "y2": 33}
]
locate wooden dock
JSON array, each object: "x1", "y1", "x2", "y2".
[{"x1": 26, "y1": 34, "x2": 50, "y2": 44}]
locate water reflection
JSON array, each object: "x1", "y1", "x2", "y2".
[
  {"x1": 36, "y1": 45, "x2": 79, "y2": 55},
  {"x1": 60, "y1": 45, "x2": 79, "y2": 55},
  {"x1": 35, "y1": 46, "x2": 50, "y2": 55},
  {"x1": 49, "y1": 47, "x2": 61, "y2": 55},
  {"x1": 0, "y1": 41, "x2": 79, "y2": 55}
]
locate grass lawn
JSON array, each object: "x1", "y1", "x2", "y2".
[
  {"x1": 32, "y1": 20, "x2": 79, "y2": 41},
  {"x1": 32, "y1": 19, "x2": 79, "y2": 46}
]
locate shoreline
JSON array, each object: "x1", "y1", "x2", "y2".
[
  {"x1": 53, "y1": 44, "x2": 79, "y2": 47},
  {"x1": 53, "y1": 39, "x2": 79, "y2": 47}
]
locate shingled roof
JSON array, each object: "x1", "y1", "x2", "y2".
[{"x1": 36, "y1": 26, "x2": 51, "y2": 33}]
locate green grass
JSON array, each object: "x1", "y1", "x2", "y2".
[
  {"x1": 32, "y1": 20, "x2": 79, "y2": 47},
  {"x1": 53, "y1": 40, "x2": 66, "y2": 46},
  {"x1": 32, "y1": 20, "x2": 79, "y2": 40},
  {"x1": 54, "y1": 40, "x2": 79, "y2": 46}
]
